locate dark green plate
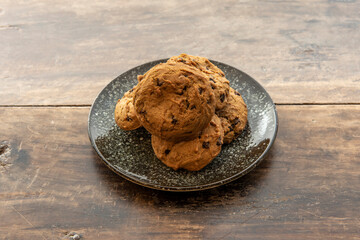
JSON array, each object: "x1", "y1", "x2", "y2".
[{"x1": 88, "y1": 59, "x2": 278, "y2": 192}]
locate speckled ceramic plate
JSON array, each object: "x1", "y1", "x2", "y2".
[{"x1": 88, "y1": 59, "x2": 278, "y2": 191}]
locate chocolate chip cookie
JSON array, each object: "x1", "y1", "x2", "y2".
[
  {"x1": 151, "y1": 115, "x2": 224, "y2": 171},
  {"x1": 167, "y1": 54, "x2": 230, "y2": 110},
  {"x1": 216, "y1": 88, "x2": 248, "y2": 144},
  {"x1": 134, "y1": 62, "x2": 216, "y2": 142},
  {"x1": 114, "y1": 87, "x2": 141, "y2": 131}
]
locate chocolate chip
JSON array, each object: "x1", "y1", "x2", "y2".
[
  {"x1": 233, "y1": 117, "x2": 240, "y2": 125},
  {"x1": 216, "y1": 137, "x2": 222, "y2": 146},
  {"x1": 139, "y1": 110, "x2": 147, "y2": 115},
  {"x1": 177, "y1": 86, "x2": 188, "y2": 95},
  {"x1": 186, "y1": 100, "x2": 190, "y2": 109},
  {"x1": 198, "y1": 131, "x2": 203, "y2": 138},
  {"x1": 156, "y1": 78, "x2": 163, "y2": 86},
  {"x1": 179, "y1": 58, "x2": 185, "y2": 63},
  {"x1": 209, "y1": 77, "x2": 216, "y2": 83},
  {"x1": 198, "y1": 88, "x2": 203, "y2": 94},
  {"x1": 165, "y1": 149, "x2": 171, "y2": 155},
  {"x1": 231, "y1": 117, "x2": 241, "y2": 128},
  {"x1": 202, "y1": 142, "x2": 210, "y2": 149},
  {"x1": 126, "y1": 116, "x2": 132, "y2": 121},
  {"x1": 171, "y1": 117, "x2": 178, "y2": 124},
  {"x1": 211, "y1": 85, "x2": 216, "y2": 90},
  {"x1": 234, "y1": 91, "x2": 241, "y2": 96},
  {"x1": 220, "y1": 93, "x2": 225, "y2": 103},
  {"x1": 191, "y1": 105, "x2": 196, "y2": 110},
  {"x1": 183, "y1": 74, "x2": 188, "y2": 77}
]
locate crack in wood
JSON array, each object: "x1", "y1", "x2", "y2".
[
  {"x1": 11, "y1": 206, "x2": 47, "y2": 240},
  {"x1": 0, "y1": 24, "x2": 20, "y2": 30}
]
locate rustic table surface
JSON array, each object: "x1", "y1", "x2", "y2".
[{"x1": 1, "y1": 1, "x2": 360, "y2": 239}]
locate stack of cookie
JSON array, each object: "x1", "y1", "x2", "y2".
[{"x1": 115, "y1": 54, "x2": 247, "y2": 171}]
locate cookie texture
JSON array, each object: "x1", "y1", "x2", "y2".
[
  {"x1": 151, "y1": 115, "x2": 224, "y2": 171},
  {"x1": 167, "y1": 53, "x2": 230, "y2": 110},
  {"x1": 134, "y1": 62, "x2": 216, "y2": 141},
  {"x1": 114, "y1": 54, "x2": 249, "y2": 171},
  {"x1": 217, "y1": 88, "x2": 248, "y2": 144},
  {"x1": 114, "y1": 87, "x2": 141, "y2": 130}
]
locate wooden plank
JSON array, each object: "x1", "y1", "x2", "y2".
[
  {"x1": 1, "y1": 0, "x2": 360, "y2": 105},
  {"x1": 0, "y1": 106, "x2": 359, "y2": 239}
]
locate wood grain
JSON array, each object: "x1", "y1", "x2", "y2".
[
  {"x1": 1, "y1": 0, "x2": 360, "y2": 105},
  {"x1": 0, "y1": 106, "x2": 359, "y2": 239}
]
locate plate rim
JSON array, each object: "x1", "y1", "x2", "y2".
[{"x1": 88, "y1": 58, "x2": 279, "y2": 192}]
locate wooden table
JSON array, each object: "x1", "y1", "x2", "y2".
[{"x1": 1, "y1": 1, "x2": 360, "y2": 239}]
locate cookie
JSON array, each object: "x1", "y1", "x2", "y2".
[
  {"x1": 114, "y1": 87, "x2": 141, "y2": 131},
  {"x1": 216, "y1": 88, "x2": 248, "y2": 144},
  {"x1": 137, "y1": 74, "x2": 144, "y2": 82},
  {"x1": 151, "y1": 115, "x2": 224, "y2": 171},
  {"x1": 134, "y1": 62, "x2": 216, "y2": 142},
  {"x1": 167, "y1": 54, "x2": 230, "y2": 110}
]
